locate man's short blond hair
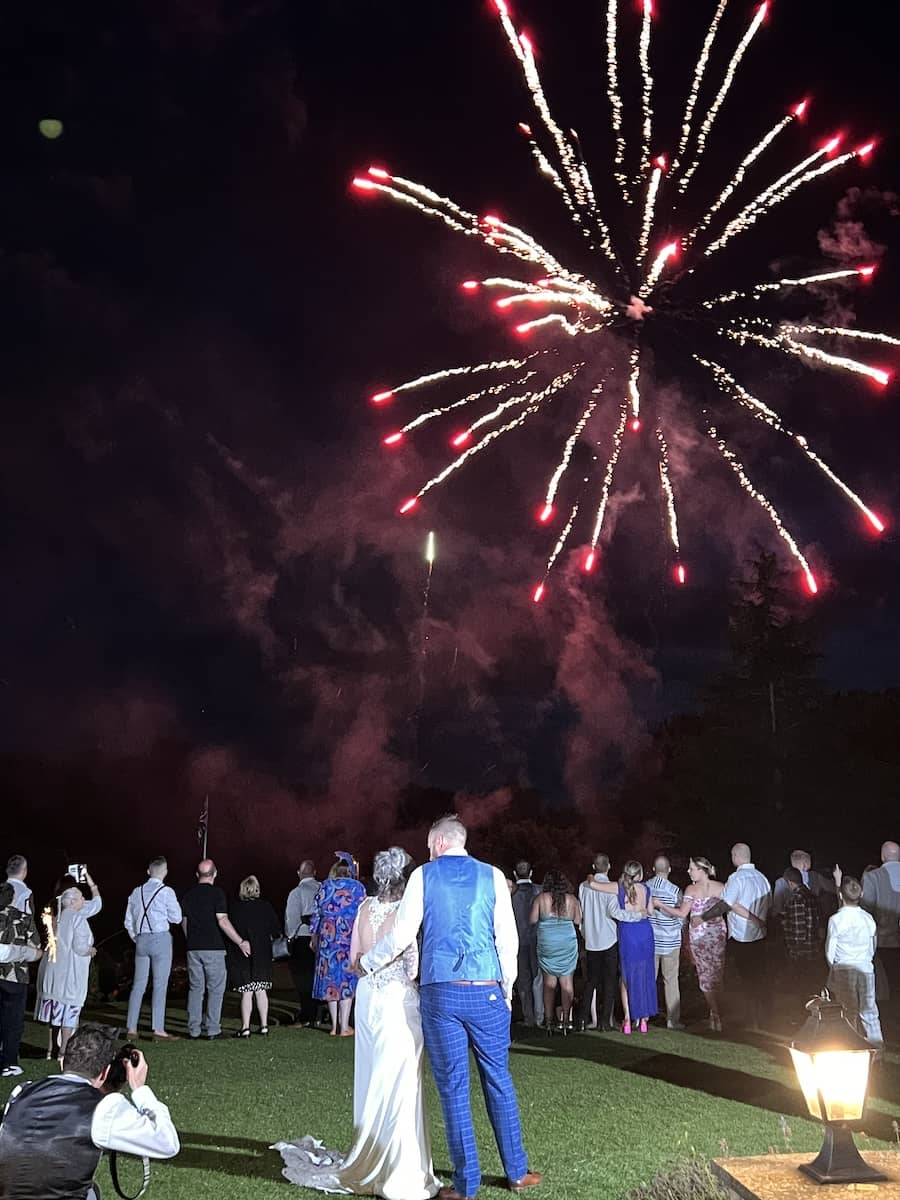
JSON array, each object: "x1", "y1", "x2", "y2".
[
  {"x1": 429, "y1": 814, "x2": 467, "y2": 847},
  {"x1": 790, "y1": 849, "x2": 811, "y2": 869}
]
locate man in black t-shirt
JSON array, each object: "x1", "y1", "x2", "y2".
[{"x1": 181, "y1": 860, "x2": 249, "y2": 1039}]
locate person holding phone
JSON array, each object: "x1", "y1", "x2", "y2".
[{"x1": 34, "y1": 870, "x2": 102, "y2": 1062}]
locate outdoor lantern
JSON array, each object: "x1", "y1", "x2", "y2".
[{"x1": 789, "y1": 993, "x2": 885, "y2": 1185}]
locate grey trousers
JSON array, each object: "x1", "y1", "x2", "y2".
[
  {"x1": 127, "y1": 932, "x2": 173, "y2": 1033},
  {"x1": 187, "y1": 950, "x2": 227, "y2": 1037}
]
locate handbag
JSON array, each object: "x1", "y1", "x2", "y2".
[{"x1": 272, "y1": 935, "x2": 291, "y2": 960}]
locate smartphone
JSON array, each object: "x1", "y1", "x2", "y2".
[{"x1": 67, "y1": 863, "x2": 87, "y2": 884}]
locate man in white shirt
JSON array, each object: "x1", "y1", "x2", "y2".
[
  {"x1": 4, "y1": 857, "x2": 32, "y2": 918},
  {"x1": 124, "y1": 857, "x2": 183, "y2": 1040},
  {"x1": 826, "y1": 876, "x2": 882, "y2": 1045},
  {"x1": 861, "y1": 840, "x2": 900, "y2": 1023},
  {"x1": 284, "y1": 860, "x2": 320, "y2": 1026},
  {"x1": 722, "y1": 843, "x2": 771, "y2": 1029},
  {"x1": 577, "y1": 854, "x2": 644, "y2": 1032},
  {"x1": 0, "y1": 1023, "x2": 179, "y2": 1199},
  {"x1": 360, "y1": 815, "x2": 539, "y2": 1200}
]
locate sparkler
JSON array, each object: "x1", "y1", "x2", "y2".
[{"x1": 355, "y1": 0, "x2": 893, "y2": 601}]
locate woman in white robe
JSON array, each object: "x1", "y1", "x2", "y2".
[{"x1": 35, "y1": 874, "x2": 102, "y2": 1060}]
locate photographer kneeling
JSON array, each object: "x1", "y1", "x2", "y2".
[{"x1": 0, "y1": 1023, "x2": 179, "y2": 1199}]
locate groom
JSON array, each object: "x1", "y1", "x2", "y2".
[{"x1": 360, "y1": 814, "x2": 540, "y2": 1200}]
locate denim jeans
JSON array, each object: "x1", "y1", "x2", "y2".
[
  {"x1": 187, "y1": 950, "x2": 227, "y2": 1036},
  {"x1": 127, "y1": 932, "x2": 173, "y2": 1033}
]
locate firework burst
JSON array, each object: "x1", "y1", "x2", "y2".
[{"x1": 353, "y1": 0, "x2": 893, "y2": 601}]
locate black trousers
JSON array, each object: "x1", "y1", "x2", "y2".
[
  {"x1": 0, "y1": 980, "x2": 28, "y2": 1069},
  {"x1": 288, "y1": 936, "x2": 316, "y2": 1023},
  {"x1": 579, "y1": 946, "x2": 619, "y2": 1028},
  {"x1": 728, "y1": 937, "x2": 769, "y2": 1028},
  {"x1": 878, "y1": 946, "x2": 900, "y2": 1020}
]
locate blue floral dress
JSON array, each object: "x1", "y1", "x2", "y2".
[{"x1": 311, "y1": 878, "x2": 367, "y2": 1001}]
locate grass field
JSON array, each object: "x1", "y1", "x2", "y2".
[{"x1": 3, "y1": 996, "x2": 899, "y2": 1200}]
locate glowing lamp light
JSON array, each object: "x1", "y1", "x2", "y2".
[
  {"x1": 367, "y1": 166, "x2": 391, "y2": 180},
  {"x1": 38, "y1": 119, "x2": 64, "y2": 140},
  {"x1": 675, "y1": 564, "x2": 686, "y2": 585},
  {"x1": 631, "y1": 418, "x2": 642, "y2": 432},
  {"x1": 383, "y1": 432, "x2": 404, "y2": 446},
  {"x1": 793, "y1": 99, "x2": 809, "y2": 119},
  {"x1": 538, "y1": 503, "x2": 554, "y2": 524},
  {"x1": 451, "y1": 431, "x2": 472, "y2": 448},
  {"x1": 532, "y1": 583, "x2": 545, "y2": 604},
  {"x1": 857, "y1": 265, "x2": 877, "y2": 279},
  {"x1": 583, "y1": 549, "x2": 597, "y2": 573},
  {"x1": 789, "y1": 994, "x2": 885, "y2": 1185},
  {"x1": 371, "y1": 390, "x2": 393, "y2": 405},
  {"x1": 856, "y1": 141, "x2": 875, "y2": 159},
  {"x1": 399, "y1": 498, "x2": 419, "y2": 515}
]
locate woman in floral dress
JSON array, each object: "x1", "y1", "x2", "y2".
[
  {"x1": 654, "y1": 856, "x2": 760, "y2": 1032},
  {"x1": 310, "y1": 855, "x2": 367, "y2": 1036}
]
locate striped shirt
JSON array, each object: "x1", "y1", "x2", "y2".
[{"x1": 648, "y1": 876, "x2": 683, "y2": 955}]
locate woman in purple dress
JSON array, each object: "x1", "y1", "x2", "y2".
[
  {"x1": 310, "y1": 855, "x2": 367, "y2": 1037},
  {"x1": 585, "y1": 861, "x2": 656, "y2": 1034}
]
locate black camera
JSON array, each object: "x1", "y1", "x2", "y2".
[{"x1": 103, "y1": 1043, "x2": 140, "y2": 1094}]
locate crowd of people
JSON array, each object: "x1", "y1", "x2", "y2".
[
  {"x1": 508, "y1": 841, "x2": 900, "y2": 1046},
  {"x1": 0, "y1": 830, "x2": 899, "y2": 1200}
]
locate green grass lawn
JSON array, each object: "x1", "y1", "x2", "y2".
[{"x1": 4, "y1": 998, "x2": 899, "y2": 1200}]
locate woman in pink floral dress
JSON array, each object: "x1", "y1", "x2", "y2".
[{"x1": 654, "y1": 856, "x2": 760, "y2": 1032}]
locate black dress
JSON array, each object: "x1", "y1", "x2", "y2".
[{"x1": 227, "y1": 897, "x2": 281, "y2": 992}]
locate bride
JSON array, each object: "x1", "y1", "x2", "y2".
[{"x1": 274, "y1": 848, "x2": 440, "y2": 1200}]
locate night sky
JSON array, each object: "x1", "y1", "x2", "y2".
[{"x1": 1, "y1": 0, "x2": 899, "y2": 899}]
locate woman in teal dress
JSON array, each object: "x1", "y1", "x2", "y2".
[{"x1": 530, "y1": 871, "x2": 582, "y2": 1032}]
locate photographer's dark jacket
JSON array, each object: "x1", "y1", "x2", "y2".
[{"x1": 0, "y1": 1074, "x2": 180, "y2": 1200}]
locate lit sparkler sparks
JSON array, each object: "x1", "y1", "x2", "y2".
[{"x1": 354, "y1": 0, "x2": 894, "y2": 601}]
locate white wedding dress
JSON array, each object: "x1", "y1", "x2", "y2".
[{"x1": 273, "y1": 898, "x2": 440, "y2": 1200}]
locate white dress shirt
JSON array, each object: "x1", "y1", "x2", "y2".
[
  {"x1": 826, "y1": 905, "x2": 877, "y2": 970},
  {"x1": 360, "y1": 848, "x2": 519, "y2": 1001},
  {"x1": 284, "y1": 877, "x2": 320, "y2": 939},
  {"x1": 5, "y1": 1075, "x2": 180, "y2": 1159},
  {"x1": 124, "y1": 882, "x2": 183, "y2": 939},
  {"x1": 578, "y1": 874, "x2": 643, "y2": 952},
  {"x1": 722, "y1": 863, "x2": 771, "y2": 943},
  {"x1": 7, "y1": 879, "x2": 33, "y2": 916}
]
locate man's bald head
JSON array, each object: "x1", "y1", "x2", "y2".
[
  {"x1": 881, "y1": 841, "x2": 900, "y2": 863},
  {"x1": 197, "y1": 859, "x2": 217, "y2": 881},
  {"x1": 731, "y1": 843, "x2": 751, "y2": 866}
]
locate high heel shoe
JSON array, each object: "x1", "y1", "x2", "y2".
[
  {"x1": 622, "y1": 1020, "x2": 632, "y2": 1035},
  {"x1": 639, "y1": 1019, "x2": 648, "y2": 1034},
  {"x1": 709, "y1": 1013, "x2": 722, "y2": 1032},
  {"x1": 234, "y1": 1028, "x2": 251, "y2": 1039},
  {"x1": 258, "y1": 1026, "x2": 269, "y2": 1036}
]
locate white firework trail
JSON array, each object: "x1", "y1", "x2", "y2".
[
  {"x1": 536, "y1": 501, "x2": 582, "y2": 599},
  {"x1": 678, "y1": 2, "x2": 770, "y2": 196},
  {"x1": 638, "y1": 0, "x2": 654, "y2": 174},
  {"x1": 589, "y1": 403, "x2": 630, "y2": 553},
  {"x1": 370, "y1": 354, "x2": 540, "y2": 405},
  {"x1": 639, "y1": 158, "x2": 665, "y2": 263},
  {"x1": 544, "y1": 384, "x2": 603, "y2": 509},
  {"x1": 709, "y1": 424, "x2": 818, "y2": 594},
  {"x1": 722, "y1": 326, "x2": 891, "y2": 387},
  {"x1": 703, "y1": 267, "x2": 876, "y2": 310},
  {"x1": 655, "y1": 425, "x2": 681, "y2": 553},
  {"x1": 695, "y1": 356, "x2": 886, "y2": 532},
  {"x1": 671, "y1": 0, "x2": 729, "y2": 177},
  {"x1": 605, "y1": 0, "x2": 630, "y2": 203},
  {"x1": 782, "y1": 323, "x2": 900, "y2": 348},
  {"x1": 399, "y1": 373, "x2": 539, "y2": 437}
]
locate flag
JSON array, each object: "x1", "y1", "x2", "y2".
[{"x1": 197, "y1": 795, "x2": 209, "y2": 853}]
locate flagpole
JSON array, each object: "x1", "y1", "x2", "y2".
[{"x1": 202, "y1": 794, "x2": 208, "y2": 859}]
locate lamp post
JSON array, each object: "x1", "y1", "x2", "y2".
[{"x1": 789, "y1": 994, "x2": 885, "y2": 1185}]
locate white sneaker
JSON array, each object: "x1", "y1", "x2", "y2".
[{"x1": 1, "y1": 1066, "x2": 23, "y2": 1077}]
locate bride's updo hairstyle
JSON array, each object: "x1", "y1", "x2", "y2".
[{"x1": 373, "y1": 846, "x2": 412, "y2": 902}]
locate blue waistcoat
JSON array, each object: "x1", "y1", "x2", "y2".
[{"x1": 420, "y1": 854, "x2": 502, "y2": 985}]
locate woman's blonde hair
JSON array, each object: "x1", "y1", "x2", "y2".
[
  {"x1": 239, "y1": 875, "x2": 260, "y2": 900},
  {"x1": 690, "y1": 856, "x2": 716, "y2": 879},
  {"x1": 619, "y1": 860, "x2": 644, "y2": 907},
  {"x1": 329, "y1": 862, "x2": 350, "y2": 880}
]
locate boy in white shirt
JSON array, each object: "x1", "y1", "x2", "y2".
[{"x1": 825, "y1": 875, "x2": 882, "y2": 1045}]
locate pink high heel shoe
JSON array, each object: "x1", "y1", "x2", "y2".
[
  {"x1": 639, "y1": 1019, "x2": 648, "y2": 1034},
  {"x1": 621, "y1": 1020, "x2": 632, "y2": 1035}
]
